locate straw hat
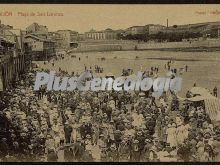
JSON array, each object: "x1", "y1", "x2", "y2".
[
  {"x1": 110, "y1": 144, "x2": 117, "y2": 149},
  {"x1": 133, "y1": 139, "x2": 139, "y2": 144},
  {"x1": 99, "y1": 134, "x2": 104, "y2": 137},
  {"x1": 145, "y1": 139, "x2": 152, "y2": 143},
  {"x1": 137, "y1": 131, "x2": 142, "y2": 136},
  {"x1": 86, "y1": 134, "x2": 91, "y2": 139}
]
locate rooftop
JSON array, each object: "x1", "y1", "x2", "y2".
[
  {"x1": 0, "y1": 36, "x2": 16, "y2": 44},
  {"x1": 24, "y1": 34, "x2": 55, "y2": 42}
]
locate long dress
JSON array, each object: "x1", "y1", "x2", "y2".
[
  {"x1": 45, "y1": 139, "x2": 56, "y2": 154},
  {"x1": 92, "y1": 125, "x2": 99, "y2": 145},
  {"x1": 166, "y1": 127, "x2": 177, "y2": 148},
  {"x1": 132, "y1": 113, "x2": 144, "y2": 128},
  {"x1": 176, "y1": 125, "x2": 185, "y2": 145},
  {"x1": 212, "y1": 140, "x2": 220, "y2": 161},
  {"x1": 183, "y1": 124, "x2": 190, "y2": 140},
  {"x1": 155, "y1": 118, "x2": 162, "y2": 139},
  {"x1": 175, "y1": 116, "x2": 182, "y2": 126},
  {"x1": 196, "y1": 141, "x2": 204, "y2": 161},
  {"x1": 54, "y1": 135, "x2": 61, "y2": 148},
  {"x1": 71, "y1": 124, "x2": 78, "y2": 143},
  {"x1": 59, "y1": 129, "x2": 65, "y2": 144},
  {"x1": 131, "y1": 113, "x2": 139, "y2": 127},
  {"x1": 107, "y1": 125, "x2": 115, "y2": 140}
]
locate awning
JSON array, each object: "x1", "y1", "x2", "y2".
[
  {"x1": 177, "y1": 86, "x2": 220, "y2": 121},
  {"x1": 178, "y1": 87, "x2": 216, "y2": 102},
  {"x1": 106, "y1": 72, "x2": 114, "y2": 77},
  {"x1": 0, "y1": 36, "x2": 15, "y2": 43},
  {"x1": 205, "y1": 98, "x2": 220, "y2": 121},
  {"x1": 190, "y1": 87, "x2": 214, "y2": 98},
  {"x1": 186, "y1": 96, "x2": 208, "y2": 102},
  {"x1": 0, "y1": 37, "x2": 7, "y2": 42}
]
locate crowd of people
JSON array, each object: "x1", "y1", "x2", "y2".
[{"x1": 0, "y1": 54, "x2": 220, "y2": 162}]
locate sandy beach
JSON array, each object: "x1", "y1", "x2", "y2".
[{"x1": 34, "y1": 50, "x2": 220, "y2": 97}]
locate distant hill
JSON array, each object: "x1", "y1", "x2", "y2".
[{"x1": 164, "y1": 22, "x2": 220, "y2": 34}]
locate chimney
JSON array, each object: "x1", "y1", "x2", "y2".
[{"x1": 167, "y1": 19, "x2": 169, "y2": 27}]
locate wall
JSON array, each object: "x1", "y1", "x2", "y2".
[
  {"x1": 72, "y1": 39, "x2": 220, "y2": 52},
  {"x1": 32, "y1": 41, "x2": 44, "y2": 51},
  {"x1": 74, "y1": 40, "x2": 138, "y2": 52},
  {"x1": 137, "y1": 39, "x2": 220, "y2": 50},
  {"x1": 76, "y1": 44, "x2": 122, "y2": 52}
]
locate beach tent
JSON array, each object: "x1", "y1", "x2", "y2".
[
  {"x1": 178, "y1": 87, "x2": 220, "y2": 121},
  {"x1": 105, "y1": 72, "x2": 115, "y2": 79},
  {"x1": 190, "y1": 87, "x2": 214, "y2": 97},
  {"x1": 106, "y1": 72, "x2": 114, "y2": 77}
]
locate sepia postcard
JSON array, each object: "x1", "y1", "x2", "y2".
[{"x1": 0, "y1": 4, "x2": 220, "y2": 162}]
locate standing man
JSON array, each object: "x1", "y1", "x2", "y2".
[
  {"x1": 64, "y1": 122, "x2": 73, "y2": 144},
  {"x1": 213, "y1": 86, "x2": 218, "y2": 97},
  {"x1": 185, "y1": 65, "x2": 188, "y2": 72},
  {"x1": 130, "y1": 140, "x2": 141, "y2": 162}
]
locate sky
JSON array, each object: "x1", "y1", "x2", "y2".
[{"x1": 0, "y1": 4, "x2": 220, "y2": 33}]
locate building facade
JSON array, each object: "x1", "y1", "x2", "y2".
[
  {"x1": 76, "y1": 34, "x2": 86, "y2": 41},
  {"x1": 126, "y1": 26, "x2": 146, "y2": 35},
  {"x1": 24, "y1": 34, "x2": 55, "y2": 60},
  {"x1": 0, "y1": 20, "x2": 13, "y2": 30},
  {"x1": 0, "y1": 36, "x2": 27, "y2": 91},
  {"x1": 145, "y1": 24, "x2": 166, "y2": 35},
  {"x1": 126, "y1": 24, "x2": 165, "y2": 35},
  {"x1": 48, "y1": 32, "x2": 63, "y2": 48},
  {"x1": 26, "y1": 22, "x2": 48, "y2": 35},
  {"x1": 85, "y1": 28, "x2": 118, "y2": 40},
  {"x1": 56, "y1": 30, "x2": 79, "y2": 48}
]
